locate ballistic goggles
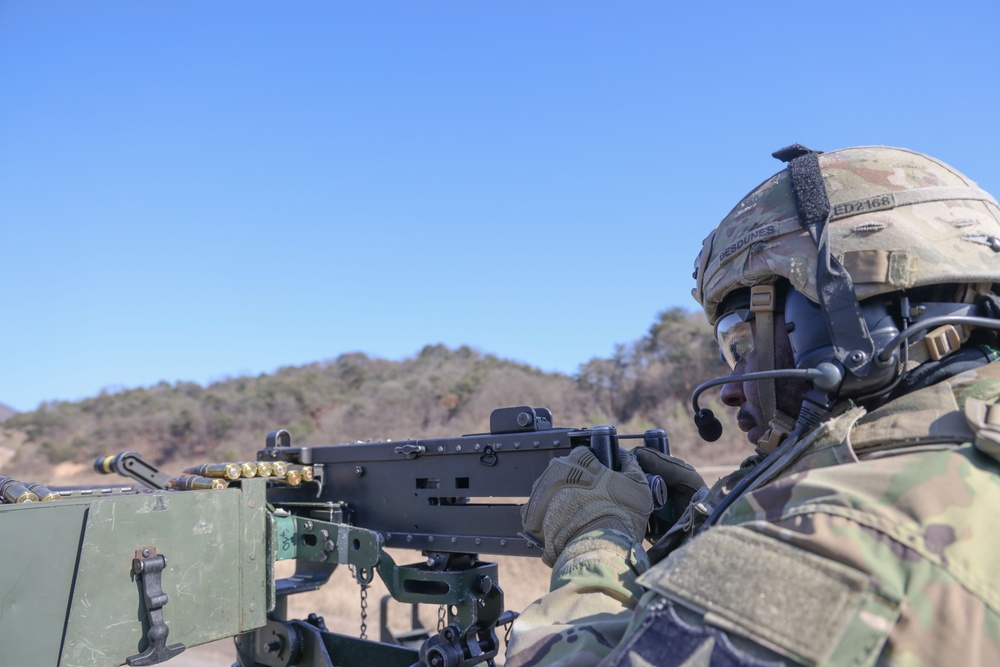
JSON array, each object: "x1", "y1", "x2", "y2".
[{"x1": 715, "y1": 307, "x2": 755, "y2": 370}]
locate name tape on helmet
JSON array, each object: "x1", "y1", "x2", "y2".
[
  {"x1": 830, "y1": 194, "x2": 895, "y2": 220},
  {"x1": 830, "y1": 185, "x2": 999, "y2": 223},
  {"x1": 717, "y1": 224, "x2": 779, "y2": 263},
  {"x1": 712, "y1": 219, "x2": 802, "y2": 274}
]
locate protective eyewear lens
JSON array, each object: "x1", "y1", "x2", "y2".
[{"x1": 715, "y1": 310, "x2": 755, "y2": 370}]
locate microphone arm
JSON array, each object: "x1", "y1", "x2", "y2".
[{"x1": 690, "y1": 364, "x2": 843, "y2": 441}]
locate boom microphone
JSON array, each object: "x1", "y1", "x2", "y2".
[
  {"x1": 694, "y1": 409, "x2": 723, "y2": 441},
  {"x1": 690, "y1": 366, "x2": 840, "y2": 442}
]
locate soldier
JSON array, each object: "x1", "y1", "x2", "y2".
[{"x1": 508, "y1": 145, "x2": 1000, "y2": 666}]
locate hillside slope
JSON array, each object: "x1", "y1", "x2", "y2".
[{"x1": 0, "y1": 309, "x2": 748, "y2": 482}]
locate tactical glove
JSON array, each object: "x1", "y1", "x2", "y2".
[
  {"x1": 520, "y1": 446, "x2": 653, "y2": 566},
  {"x1": 633, "y1": 447, "x2": 706, "y2": 541}
]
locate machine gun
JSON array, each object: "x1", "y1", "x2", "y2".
[{"x1": 0, "y1": 406, "x2": 670, "y2": 667}]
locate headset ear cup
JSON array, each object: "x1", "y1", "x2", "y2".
[
  {"x1": 785, "y1": 289, "x2": 833, "y2": 371},
  {"x1": 785, "y1": 288, "x2": 902, "y2": 400}
]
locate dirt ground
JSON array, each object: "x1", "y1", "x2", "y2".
[{"x1": 146, "y1": 551, "x2": 556, "y2": 667}]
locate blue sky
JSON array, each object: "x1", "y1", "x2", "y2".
[{"x1": 2, "y1": 1, "x2": 999, "y2": 412}]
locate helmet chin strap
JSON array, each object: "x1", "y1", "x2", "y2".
[{"x1": 750, "y1": 285, "x2": 796, "y2": 455}]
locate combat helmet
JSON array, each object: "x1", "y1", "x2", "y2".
[{"x1": 692, "y1": 145, "x2": 1000, "y2": 451}]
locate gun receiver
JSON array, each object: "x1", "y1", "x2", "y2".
[
  {"x1": 0, "y1": 406, "x2": 670, "y2": 667},
  {"x1": 258, "y1": 405, "x2": 631, "y2": 558}
]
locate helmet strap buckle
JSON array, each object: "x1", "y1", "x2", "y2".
[
  {"x1": 755, "y1": 410, "x2": 796, "y2": 456},
  {"x1": 924, "y1": 324, "x2": 964, "y2": 361},
  {"x1": 904, "y1": 323, "x2": 970, "y2": 370}
]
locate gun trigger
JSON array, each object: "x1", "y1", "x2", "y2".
[
  {"x1": 517, "y1": 532, "x2": 544, "y2": 551},
  {"x1": 394, "y1": 444, "x2": 426, "y2": 459}
]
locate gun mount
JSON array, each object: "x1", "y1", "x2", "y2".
[{"x1": 0, "y1": 406, "x2": 670, "y2": 667}]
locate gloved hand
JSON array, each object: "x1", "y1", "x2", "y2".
[
  {"x1": 520, "y1": 446, "x2": 653, "y2": 566},
  {"x1": 633, "y1": 448, "x2": 706, "y2": 541}
]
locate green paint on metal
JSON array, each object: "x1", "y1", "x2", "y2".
[
  {"x1": 0, "y1": 482, "x2": 273, "y2": 666},
  {"x1": 0, "y1": 501, "x2": 89, "y2": 667},
  {"x1": 272, "y1": 514, "x2": 298, "y2": 560}
]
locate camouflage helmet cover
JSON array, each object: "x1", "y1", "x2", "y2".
[{"x1": 693, "y1": 146, "x2": 1000, "y2": 324}]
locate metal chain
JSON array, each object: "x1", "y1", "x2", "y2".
[
  {"x1": 437, "y1": 604, "x2": 447, "y2": 632},
  {"x1": 359, "y1": 581, "x2": 368, "y2": 640},
  {"x1": 349, "y1": 565, "x2": 369, "y2": 640}
]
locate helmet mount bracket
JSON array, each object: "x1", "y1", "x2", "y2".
[{"x1": 780, "y1": 146, "x2": 876, "y2": 380}]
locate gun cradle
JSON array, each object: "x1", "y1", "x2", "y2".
[{"x1": 0, "y1": 407, "x2": 669, "y2": 667}]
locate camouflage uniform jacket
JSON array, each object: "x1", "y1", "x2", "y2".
[{"x1": 506, "y1": 363, "x2": 1000, "y2": 667}]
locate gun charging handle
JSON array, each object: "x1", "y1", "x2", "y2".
[
  {"x1": 642, "y1": 429, "x2": 670, "y2": 455},
  {"x1": 589, "y1": 426, "x2": 620, "y2": 471},
  {"x1": 591, "y1": 426, "x2": 666, "y2": 510}
]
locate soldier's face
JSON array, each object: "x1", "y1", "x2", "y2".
[{"x1": 719, "y1": 314, "x2": 807, "y2": 445}]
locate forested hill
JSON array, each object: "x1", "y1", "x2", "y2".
[{"x1": 0, "y1": 309, "x2": 747, "y2": 482}]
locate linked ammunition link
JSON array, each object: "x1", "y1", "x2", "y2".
[
  {"x1": 176, "y1": 461, "x2": 313, "y2": 483},
  {"x1": 169, "y1": 460, "x2": 314, "y2": 489}
]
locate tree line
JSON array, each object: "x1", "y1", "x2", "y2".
[{"x1": 1, "y1": 309, "x2": 747, "y2": 481}]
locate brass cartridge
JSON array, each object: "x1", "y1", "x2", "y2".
[
  {"x1": 0, "y1": 477, "x2": 40, "y2": 504},
  {"x1": 24, "y1": 481, "x2": 60, "y2": 502},
  {"x1": 182, "y1": 463, "x2": 242, "y2": 480},
  {"x1": 168, "y1": 475, "x2": 228, "y2": 491},
  {"x1": 287, "y1": 465, "x2": 314, "y2": 482}
]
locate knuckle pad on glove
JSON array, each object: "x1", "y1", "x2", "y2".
[
  {"x1": 521, "y1": 446, "x2": 661, "y2": 565},
  {"x1": 610, "y1": 477, "x2": 653, "y2": 514}
]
